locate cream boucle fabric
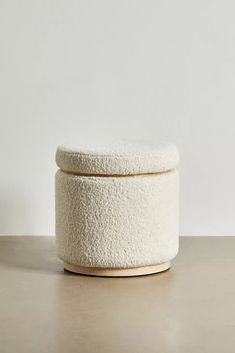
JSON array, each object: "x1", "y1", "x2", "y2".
[
  {"x1": 56, "y1": 141, "x2": 179, "y2": 175},
  {"x1": 55, "y1": 164, "x2": 179, "y2": 268}
]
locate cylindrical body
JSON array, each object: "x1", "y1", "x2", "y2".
[{"x1": 55, "y1": 142, "x2": 179, "y2": 276}]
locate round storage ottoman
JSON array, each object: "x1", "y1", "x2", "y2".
[{"x1": 55, "y1": 142, "x2": 179, "y2": 277}]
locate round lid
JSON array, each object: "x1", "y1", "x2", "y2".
[{"x1": 56, "y1": 141, "x2": 179, "y2": 176}]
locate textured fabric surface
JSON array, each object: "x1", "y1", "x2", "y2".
[
  {"x1": 56, "y1": 141, "x2": 179, "y2": 175},
  {"x1": 55, "y1": 169, "x2": 179, "y2": 268}
]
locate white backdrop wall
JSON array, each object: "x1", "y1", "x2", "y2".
[{"x1": 0, "y1": 0, "x2": 234, "y2": 235}]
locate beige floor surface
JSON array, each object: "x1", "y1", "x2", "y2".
[{"x1": 0, "y1": 236, "x2": 235, "y2": 353}]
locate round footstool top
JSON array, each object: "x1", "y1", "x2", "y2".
[{"x1": 56, "y1": 141, "x2": 179, "y2": 175}]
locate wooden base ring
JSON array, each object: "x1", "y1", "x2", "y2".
[{"x1": 64, "y1": 261, "x2": 171, "y2": 277}]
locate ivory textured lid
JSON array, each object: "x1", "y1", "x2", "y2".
[{"x1": 56, "y1": 141, "x2": 179, "y2": 175}]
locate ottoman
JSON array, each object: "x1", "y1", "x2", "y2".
[{"x1": 55, "y1": 142, "x2": 179, "y2": 276}]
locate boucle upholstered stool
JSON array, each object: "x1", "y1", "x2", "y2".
[{"x1": 55, "y1": 142, "x2": 179, "y2": 277}]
